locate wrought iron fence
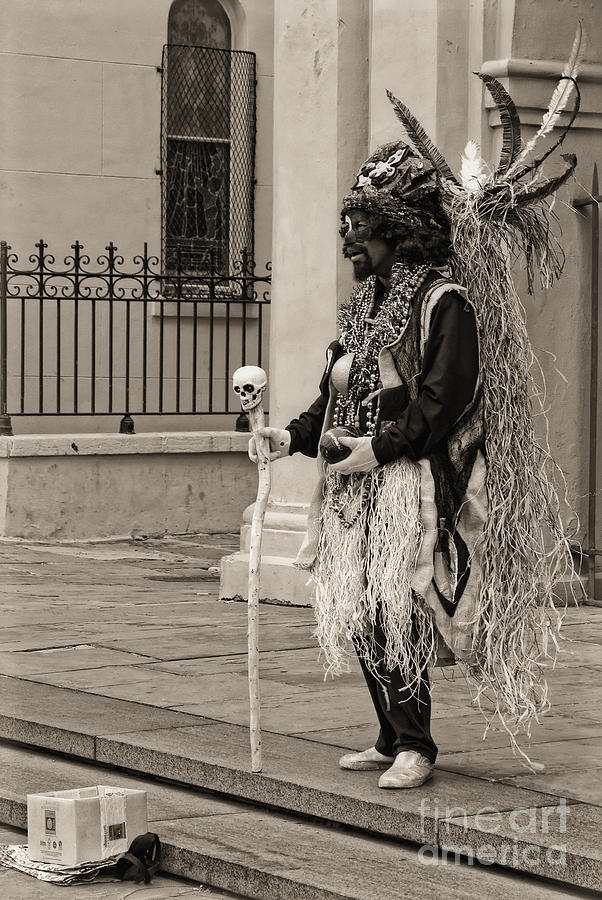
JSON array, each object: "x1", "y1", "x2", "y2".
[{"x1": 0, "y1": 240, "x2": 270, "y2": 433}]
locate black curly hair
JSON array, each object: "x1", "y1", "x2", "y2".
[
  {"x1": 375, "y1": 197, "x2": 451, "y2": 265},
  {"x1": 343, "y1": 196, "x2": 451, "y2": 266}
]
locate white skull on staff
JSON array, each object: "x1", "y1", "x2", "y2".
[
  {"x1": 232, "y1": 366, "x2": 267, "y2": 411},
  {"x1": 232, "y1": 363, "x2": 271, "y2": 775}
]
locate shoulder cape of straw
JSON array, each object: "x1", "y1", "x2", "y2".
[{"x1": 385, "y1": 25, "x2": 585, "y2": 754}]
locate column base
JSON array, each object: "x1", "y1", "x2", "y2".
[{"x1": 219, "y1": 502, "x2": 314, "y2": 606}]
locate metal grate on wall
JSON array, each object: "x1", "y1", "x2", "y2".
[{"x1": 161, "y1": 44, "x2": 256, "y2": 277}]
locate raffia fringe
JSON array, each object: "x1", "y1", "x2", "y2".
[
  {"x1": 311, "y1": 459, "x2": 436, "y2": 695},
  {"x1": 449, "y1": 193, "x2": 579, "y2": 764}
]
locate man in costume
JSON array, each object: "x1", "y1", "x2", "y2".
[
  {"x1": 250, "y1": 39, "x2": 581, "y2": 787},
  {"x1": 253, "y1": 142, "x2": 482, "y2": 788}
]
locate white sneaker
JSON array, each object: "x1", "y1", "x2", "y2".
[
  {"x1": 339, "y1": 746, "x2": 395, "y2": 771},
  {"x1": 378, "y1": 750, "x2": 434, "y2": 789}
]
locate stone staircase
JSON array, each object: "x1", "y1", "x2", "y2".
[{"x1": 0, "y1": 675, "x2": 598, "y2": 899}]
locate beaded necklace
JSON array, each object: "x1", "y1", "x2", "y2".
[
  {"x1": 334, "y1": 261, "x2": 431, "y2": 433},
  {"x1": 329, "y1": 261, "x2": 431, "y2": 528}
]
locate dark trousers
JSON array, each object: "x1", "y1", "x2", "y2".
[{"x1": 354, "y1": 614, "x2": 438, "y2": 764}]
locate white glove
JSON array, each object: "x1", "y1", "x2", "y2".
[
  {"x1": 328, "y1": 436, "x2": 379, "y2": 475},
  {"x1": 248, "y1": 427, "x2": 291, "y2": 463}
]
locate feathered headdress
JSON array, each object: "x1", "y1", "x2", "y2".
[
  {"x1": 387, "y1": 20, "x2": 584, "y2": 213},
  {"x1": 385, "y1": 25, "x2": 585, "y2": 759}
]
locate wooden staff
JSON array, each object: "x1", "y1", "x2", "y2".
[{"x1": 233, "y1": 366, "x2": 270, "y2": 773}]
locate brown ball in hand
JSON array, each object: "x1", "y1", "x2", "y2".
[{"x1": 319, "y1": 426, "x2": 363, "y2": 463}]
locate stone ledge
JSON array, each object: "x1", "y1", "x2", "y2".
[
  {"x1": 0, "y1": 431, "x2": 251, "y2": 458},
  {"x1": 482, "y1": 58, "x2": 602, "y2": 84},
  {"x1": 480, "y1": 56, "x2": 602, "y2": 132}
]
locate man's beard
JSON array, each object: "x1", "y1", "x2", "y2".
[{"x1": 350, "y1": 254, "x2": 372, "y2": 281}]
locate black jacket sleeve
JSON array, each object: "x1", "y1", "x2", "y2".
[
  {"x1": 371, "y1": 291, "x2": 479, "y2": 464},
  {"x1": 285, "y1": 340, "x2": 343, "y2": 458}
]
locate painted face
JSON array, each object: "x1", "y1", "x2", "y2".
[{"x1": 340, "y1": 210, "x2": 396, "y2": 281}]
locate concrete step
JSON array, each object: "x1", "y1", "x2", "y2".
[
  {"x1": 219, "y1": 553, "x2": 313, "y2": 605},
  {"x1": 0, "y1": 823, "x2": 238, "y2": 899},
  {"x1": 0, "y1": 744, "x2": 588, "y2": 900},
  {"x1": 0, "y1": 676, "x2": 600, "y2": 894},
  {"x1": 240, "y1": 524, "x2": 305, "y2": 558}
]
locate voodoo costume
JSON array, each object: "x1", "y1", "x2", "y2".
[
  {"x1": 285, "y1": 26, "x2": 583, "y2": 765},
  {"x1": 288, "y1": 257, "x2": 482, "y2": 763}
]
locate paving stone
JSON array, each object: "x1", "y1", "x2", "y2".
[
  {"x1": 554, "y1": 641, "x2": 602, "y2": 666},
  {"x1": 0, "y1": 677, "x2": 207, "y2": 752},
  {"x1": 0, "y1": 748, "x2": 577, "y2": 899},
  {"x1": 149, "y1": 648, "x2": 360, "y2": 689},
  {"x1": 0, "y1": 627, "x2": 84, "y2": 652},
  {"x1": 438, "y1": 737, "x2": 602, "y2": 782},
  {"x1": 25, "y1": 668, "x2": 312, "y2": 710},
  {"x1": 292, "y1": 723, "x2": 383, "y2": 750},
  {"x1": 294, "y1": 710, "x2": 602, "y2": 758},
  {"x1": 0, "y1": 845, "x2": 230, "y2": 900},
  {"x1": 1, "y1": 536, "x2": 600, "y2": 895},
  {"x1": 0, "y1": 646, "x2": 156, "y2": 676},
  {"x1": 542, "y1": 664, "x2": 602, "y2": 685},
  {"x1": 0, "y1": 823, "x2": 27, "y2": 842},
  {"x1": 0, "y1": 868, "x2": 223, "y2": 900},
  {"x1": 0, "y1": 799, "x2": 575, "y2": 899},
  {"x1": 501, "y1": 767, "x2": 602, "y2": 805},
  {"x1": 0, "y1": 715, "x2": 96, "y2": 759},
  {"x1": 557, "y1": 624, "x2": 602, "y2": 644},
  {"x1": 431, "y1": 712, "x2": 602, "y2": 755},
  {"x1": 170, "y1": 683, "x2": 376, "y2": 733},
  {"x1": 439, "y1": 800, "x2": 602, "y2": 892},
  {"x1": 560, "y1": 606, "x2": 602, "y2": 624},
  {"x1": 40, "y1": 602, "x2": 315, "y2": 630},
  {"x1": 98, "y1": 623, "x2": 317, "y2": 660}
]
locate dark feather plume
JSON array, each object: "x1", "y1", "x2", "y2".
[
  {"x1": 514, "y1": 153, "x2": 577, "y2": 205},
  {"x1": 476, "y1": 73, "x2": 522, "y2": 175},
  {"x1": 386, "y1": 89, "x2": 458, "y2": 184}
]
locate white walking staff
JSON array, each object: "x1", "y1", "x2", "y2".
[{"x1": 232, "y1": 365, "x2": 270, "y2": 773}]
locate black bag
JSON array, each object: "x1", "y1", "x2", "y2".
[{"x1": 113, "y1": 832, "x2": 161, "y2": 884}]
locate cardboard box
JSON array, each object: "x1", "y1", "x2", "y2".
[{"x1": 27, "y1": 785, "x2": 147, "y2": 866}]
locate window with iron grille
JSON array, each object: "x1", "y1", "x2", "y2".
[{"x1": 161, "y1": 43, "x2": 256, "y2": 278}]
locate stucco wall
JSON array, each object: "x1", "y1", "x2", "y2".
[
  {"x1": 482, "y1": 0, "x2": 602, "y2": 554},
  {"x1": 0, "y1": 0, "x2": 273, "y2": 433}
]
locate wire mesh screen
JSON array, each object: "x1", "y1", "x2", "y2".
[{"x1": 161, "y1": 44, "x2": 256, "y2": 276}]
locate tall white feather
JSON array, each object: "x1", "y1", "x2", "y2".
[
  {"x1": 508, "y1": 22, "x2": 585, "y2": 175},
  {"x1": 460, "y1": 140, "x2": 487, "y2": 193}
]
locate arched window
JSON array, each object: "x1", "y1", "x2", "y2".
[
  {"x1": 162, "y1": 0, "x2": 255, "y2": 278},
  {"x1": 168, "y1": 0, "x2": 230, "y2": 47}
]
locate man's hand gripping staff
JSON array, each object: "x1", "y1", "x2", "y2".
[{"x1": 249, "y1": 425, "x2": 378, "y2": 475}]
